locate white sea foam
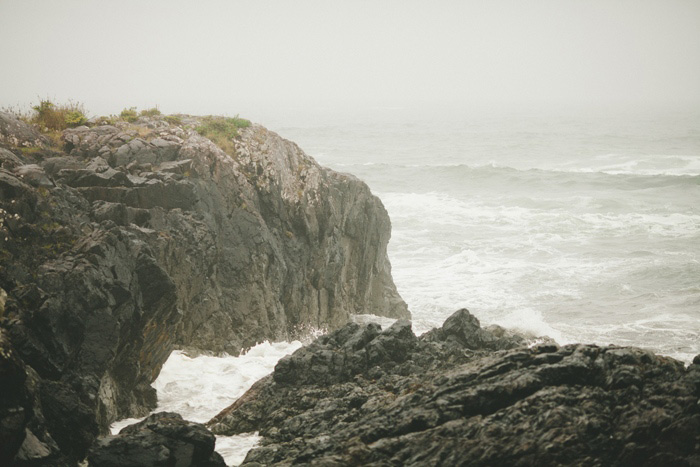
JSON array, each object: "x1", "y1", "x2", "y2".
[
  {"x1": 110, "y1": 340, "x2": 302, "y2": 465},
  {"x1": 557, "y1": 154, "x2": 700, "y2": 176},
  {"x1": 113, "y1": 110, "x2": 700, "y2": 465}
]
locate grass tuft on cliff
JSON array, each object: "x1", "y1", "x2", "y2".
[
  {"x1": 195, "y1": 116, "x2": 251, "y2": 155},
  {"x1": 30, "y1": 99, "x2": 88, "y2": 131},
  {"x1": 119, "y1": 107, "x2": 139, "y2": 123}
]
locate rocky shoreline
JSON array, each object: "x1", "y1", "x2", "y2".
[
  {"x1": 1, "y1": 110, "x2": 698, "y2": 466},
  {"x1": 0, "y1": 110, "x2": 406, "y2": 465},
  {"x1": 209, "y1": 309, "x2": 700, "y2": 466}
]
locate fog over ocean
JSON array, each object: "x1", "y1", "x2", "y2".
[
  {"x1": 268, "y1": 104, "x2": 700, "y2": 363},
  {"x1": 4, "y1": 0, "x2": 700, "y2": 464},
  {"x1": 122, "y1": 104, "x2": 699, "y2": 464}
]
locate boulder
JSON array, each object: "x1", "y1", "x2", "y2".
[
  {"x1": 14, "y1": 164, "x2": 53, "y2": 188},
  {"x1": 87, "y1": 412, "x2": 225, "y2": 467},
  {"x1": 0, "y1": 112, "x2": 48, "y2": 148}
]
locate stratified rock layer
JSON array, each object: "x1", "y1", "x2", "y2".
[
  {"x1": 0, "y1": 111, "x2": 407, "y2": 463},
  {"x1": 209, "y1": 309, "x2": 700, "y2": 466}
]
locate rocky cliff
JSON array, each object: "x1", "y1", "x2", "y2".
[
  {"x1": 0, "y1": 110, "x2": 408, "y2": 464},
  {"x1": 209, "y1": 309, "x2": 700, "y2": 466}
]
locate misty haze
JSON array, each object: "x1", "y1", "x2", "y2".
[{"x1": 1, "y1": 1, "x2": 699, "y2": 466}]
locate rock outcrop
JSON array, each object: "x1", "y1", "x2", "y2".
[
  {"x1": 209, "y1": 309, "x2": 700, "y2": 466},
  {"x1": 0, "y1": 110, "x2": 407, "y2": 463},
  {"x1": 87, "y1": 412, "x2": 225, "y2": 467}
]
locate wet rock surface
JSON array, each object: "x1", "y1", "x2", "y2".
[
  {"x1": 87, "y1": 412, "x2": 225, "y2": 467},
  {"x1": 209, "y1": 309, "x2": 700, "y2": 466},
  {"x1": 0, "y1": 111, "x2": 407, "y2": 463}
]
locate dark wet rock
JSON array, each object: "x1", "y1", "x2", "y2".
[
  {"x1": 209, "y1": 309, "x2": 700, "y2": 466},
  {"x1": 40, "y1": 380, "x2": 99, "y2": 461},
  {"x1": 87, "y1": 412, "x2": 225, "y2": 467},
  {"x1": 272, "y1": 319, "x2": 415, "y2": 387},
  {"x1": 0, "y1": 329, "x2": 28, "y2": 463},
  {"x1": 14, "y1": 164, "x2": 54, "y2": 188},
  {"x1": 0, "y1": 112, "x2": 407, "y2": 462},
  {"x1": 423, "y1": 307, "x2": 526, "y2": 350}
]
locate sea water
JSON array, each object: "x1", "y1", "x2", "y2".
[
  {"x1": 114, "y1": 104, "x2": 700, "y2": 464},
  {"x1": 270, "y1": 104, "x2": 700, "y2": 363},
  {"x1": 110, "y1": 341, "x2": 302, "y2": 465}
]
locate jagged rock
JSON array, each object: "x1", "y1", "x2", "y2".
[
  {"x1": 87, "y1": 412, "x2": 225, "y2": 467},
  {"x1": 41, "y1": 156, "x2": 85, "y2": 176},
  {"x1": 208, "y1": 309, "x2": 700, "y2": 466},
  {"x1": 423, "y1": 307, "x2": 526, "y2": 350},
  {"x1": 60, "y1": 167, "x2": 133, "y2": 188},
  {"x1": 0, "y1": 147, "x2": 25, "y2": 169},
  {"x1": 14, "y1": 164, "x2": 54, "y2": 188},
  {"x1": 0, "y1": 329, "x2": 28, "y2": 463},
  {"x1": 0, "y1": 111, "x2": 48, "y2": 148},
  {"x1": 40, "y1": 380, "x2": 99, "y2": 461},
  {"x1": 158, "y1": 158, "x2": 192, "y2": 174}
]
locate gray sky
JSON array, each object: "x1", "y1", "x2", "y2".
[{"x1": 1, "y1": 0, "x2": 699, "y2": 117}]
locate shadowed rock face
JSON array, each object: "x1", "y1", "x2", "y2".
[
  {"x1": 209, "y1": 309, "x2": 700, "y2": 467},
  {"x1": 0, "y1": 111, "x2": 407, "y2": 463}
]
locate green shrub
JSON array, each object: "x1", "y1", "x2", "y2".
[
  {"x1": 195, "y1": 115, "x2": 251, "y2": 155},
  {"x1": 65, "y1": 110, "x2": 88, "y2": 127},
  {"x1": 30, "y1": 99, "x2": 88, "y2": 131},
  {"x1": 140, "y1": 107, "x2": 161, "y2": 117},
  {"x1": 120, "y1": 107, "x2": 139, "y2": 123},
  {"x1": 164, "y1": 115, "x2": 182, "y2": 125},
  {"x1": 94, "y1": 115, "x2": 118, "y2": 126}
]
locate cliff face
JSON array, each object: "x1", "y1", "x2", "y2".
[
  {"x1": 60, "y1": 116, "x2": 408, "y2": 352},
  {"x1": 0, "y1": 111, "x2": 407, "y2": 464}
]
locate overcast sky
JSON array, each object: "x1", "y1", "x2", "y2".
[{"x1": 1, "y1": 0, "x2": 699, "y2": 117}]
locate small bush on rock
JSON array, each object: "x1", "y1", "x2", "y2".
[
  {"x1": 119, "y1": 107, "x2": 139, "y2": 123},
  {"x1": 31, "y1": 99, "x2": 88, "y2": 131},
  {"x1": 195, "y1": 115, "x2": 251, "y2": 155},
  {"x1": 164, "y1": 115, "x2": 182, "y2": 125},
  {"x1": 140, "y1": 107, "x2": 161, "y2": 117}
]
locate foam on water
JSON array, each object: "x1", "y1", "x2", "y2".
[
  {"x1": 110, "y1": 107, "x2": 700, "y2": 464},
  {"x1": 110, "y1": 341, "x2": 302, "y2": 465},
  {"x1": 374, "y1": 166, "x2": 699, "y2": 364}
]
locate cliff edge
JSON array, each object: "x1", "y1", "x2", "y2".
[{"x1": 0, "y1": 110, "x2": 408, "y2": 464}]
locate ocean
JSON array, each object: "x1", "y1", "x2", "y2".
[
  {"x1": 268, "y1": 104, "x2": 700, "y2": 363},
  {"x1": 113, "y1": 104, "x2": 700, "y2": 464}
]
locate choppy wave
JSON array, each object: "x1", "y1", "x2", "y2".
[
  {"x1": 336, "y1": 161, "x2": 700, "y2": 193},
  {"x1": 378, "y1": 183, "x2": 700, "y2": 364}
]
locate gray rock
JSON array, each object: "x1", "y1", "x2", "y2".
[
  {"x1": 0, "y1": 115, "x2": 408, "y2": 463},
  {"x1": 86, "y1": 156, "x2": 110, "y2": 173},
  {"x1": 41, "y1": 156, "x2": 85, "y2": 176},
  {"x1": 14, "y1": 428, "x2": 52, "y2": 463},
  {"x1": 0, "y1": 111, "x2": 48, "y2": 148},
  {"x1": 14, "y1": 164, "x2": 53, "y2": 188},
  {"x1": 0, "y1": 148, "x2": 24, "y2": 169}
]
